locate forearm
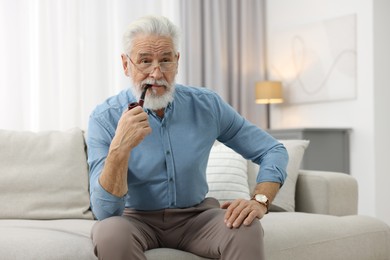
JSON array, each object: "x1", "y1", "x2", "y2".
[
  {"x1": 89, "y1": 142, "x2": 131, "y2": 220},
  {"x1": 99, "y1": 137, "x2": 131, "y2": 197}
]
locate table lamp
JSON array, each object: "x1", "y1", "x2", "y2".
[{"x1": 255, "y1": 81, "x2": 283, "y2": 129}]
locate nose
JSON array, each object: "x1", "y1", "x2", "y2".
[{"x1": 149, "y1": 65, "x2": 163, "y2": 79}]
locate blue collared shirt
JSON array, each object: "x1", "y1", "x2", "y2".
[{"x1": 87, "y1": 84, "x2": 288, "y2": 220}]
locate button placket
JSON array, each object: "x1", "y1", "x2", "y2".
[{"x1": 160, "y1": 118, "x2": 176, "y2": 207}]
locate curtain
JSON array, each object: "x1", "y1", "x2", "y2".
[
  {"x1": 179, "y1": 0, "x2": 267, "y2": 125},
  {"x1": 0, "y1": 0, "x2": 181, "y2": 131},
  {"x1": 0, "y1": 0, "x2": 266, "y2": 131}
]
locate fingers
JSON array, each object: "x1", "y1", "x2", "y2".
[
  {"x1": 113, "y1": 107, "x2": 152, "y2": 151},
  {"x1": 224, "y1": 199, "x2": 248, "y2": 228},
  {"x1": 220, "y1": 201, "x2": 231, "y2": 209},
  {"x1": 125, "y1": 106, "x2": 148, "y2": 124},
  {"x1": 224, "y1": 199, "x2": 264, "y2": 229}
]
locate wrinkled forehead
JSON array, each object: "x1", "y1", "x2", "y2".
[
  {"x1": 136, "y1": 49, "x2": 175, "y2": 59},
  {"x1": 130, "y1": 34, "x2": 176, "y2": 56}
]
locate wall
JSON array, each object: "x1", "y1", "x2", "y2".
[
  {"x1": 265, "y1": 0, "x2": 390, "y2": 224},
  {"x1": 373, "y1": 0, "x2": 390, "y2": 225}
]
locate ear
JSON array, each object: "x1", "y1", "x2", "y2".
[
  {"x1": 175, "y1": 52, "x2": 180, "y2": 74},
  {"x1": 121, "y1": 54, "x2": 130, "y2": 77}
]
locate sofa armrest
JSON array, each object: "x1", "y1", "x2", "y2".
[{"x1": 295, "y1": 170, "x2": 358, "y2": 216}]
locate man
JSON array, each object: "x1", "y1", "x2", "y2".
[{"x1": 87, "y1": 15, "x2": 288, "y2": 260}]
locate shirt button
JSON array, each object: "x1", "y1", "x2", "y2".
[
  {"x1": 166, "y1": 150, "x2": 170, "y2": 155},
  {"x1": 169, "y1": 178, "x2": 174, "y2": 182}
]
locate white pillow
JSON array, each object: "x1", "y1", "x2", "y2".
[
  {"x1": 206, "y1": 142, "x2": 250, "y2": 204},
  {"x1": 0, "y1": 128, "x2": 93, "y2": 220},
  {"x1": 269, "y1": 139, "x2": 310, "y2": 212}
]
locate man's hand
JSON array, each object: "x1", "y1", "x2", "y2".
[
  {"x1": 111, "y1": 106, "x2": 152, "y2": 154},
  {"x1": 221, "y1": 199, "x2": 267, "y2": 228}
]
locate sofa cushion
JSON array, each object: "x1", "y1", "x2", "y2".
[
  {"x1": 262, "y1": 212, "x2": 390, "y2": 260},
  {"x1": 0, "y1": 128, "x2": 93, "y2": 220},
  {"x1": 0, "y1": 219, "x2": 97, "y2": 259},
  {"x1": 269, "y1": 140, "x2": 309, "y2": 212},
  {"x1": 206, "y1": 142, "x2": 250, "y2": 203}
]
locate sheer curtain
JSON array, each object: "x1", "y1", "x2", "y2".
[
  {"x1": 0, "y1": 0, "x2": 180, "y2": 131},
  {"x1": 0, "y1": 0, "x2": 266, "y2": 131}
]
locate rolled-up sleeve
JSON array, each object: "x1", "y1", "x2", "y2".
[
  {"x1": 87, "y1": 114, "x2": 126, "y2": 220},
  {"x1": 213, "y1": 94, "x2": 289, "y2": 186}
]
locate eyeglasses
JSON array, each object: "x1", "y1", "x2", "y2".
[{"x1": 127, "y1": 50, "x2": 178, "y2": 74}]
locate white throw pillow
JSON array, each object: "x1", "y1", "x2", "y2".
[
  {"x1": 269, "y1": 139, "x2": 310, "y2": 212},
  {"x1": 206, "y1": 142, "x2": 250, "y2": 204},
  {"x1": 0, "y1": 128, "x2": 93, "y2": 220}
]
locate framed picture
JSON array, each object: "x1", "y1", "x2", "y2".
[{"x1": 268, "y1": 14, "x2": 357, "y2": 104}]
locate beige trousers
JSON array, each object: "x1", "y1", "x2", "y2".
[{"x1": 91, "y1": 197, "x2": 264, "y2": 260}]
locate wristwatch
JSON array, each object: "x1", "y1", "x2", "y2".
[{"x1": 252, "y1": 194, "x2": 269, "y2": 213}]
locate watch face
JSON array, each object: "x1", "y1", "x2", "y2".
[{"x1": 255, "y1": 194, "x2": 268, "y2": 203}]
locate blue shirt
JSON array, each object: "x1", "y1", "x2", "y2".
[{"x1": 87, "y1": 84, "x2": 288, "y2": 220}]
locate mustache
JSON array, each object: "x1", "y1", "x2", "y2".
[{"x1": 140, "y1": 79, "x2": 169, "y2": 89}]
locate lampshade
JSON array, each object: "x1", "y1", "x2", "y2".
[{"x1": 255, "y1": 81, "x2": 283, "y2": 104}]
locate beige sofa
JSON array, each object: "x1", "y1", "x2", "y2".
[{"x1": 0, "y1": 128, "x2": 389, "y2": 260}]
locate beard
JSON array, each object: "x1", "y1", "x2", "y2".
[{"x1": 130, "y1": 78, "x2": 175, "y2": 110}]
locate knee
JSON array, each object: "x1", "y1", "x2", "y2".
[
  {"x1": 230, "y1": 220, "x2": 264, "y2": 247},
  {"x1": 92, "y1": 216, "x2": 131, "y2": 243},
  {"x1": 222, "y1": 220, "x2": 265, "y2": 260},
  {"x1": 91, "y1": 216, "x2": 143, "y2": 256}
]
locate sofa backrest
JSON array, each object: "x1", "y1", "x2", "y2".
[
  {"x1": 0, "y1": 128, "x2": 94, "y2": 220},
  {"x1": 0, "y1": 127, "x2": 309, "y2": 220}
]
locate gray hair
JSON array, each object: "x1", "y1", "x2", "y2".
[{"x1": 122, "y1": 15, "x2": 180, "y2": 55}]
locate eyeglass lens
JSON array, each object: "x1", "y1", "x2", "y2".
[{"x1": 134, "y1": 50, "x2": 177, "y2": 73}]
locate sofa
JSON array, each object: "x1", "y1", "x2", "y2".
[{"x1": 0, "y1": 128, "x2": 389, "y2": 260}]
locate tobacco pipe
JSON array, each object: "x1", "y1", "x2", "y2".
[{"x1": 128, "y1": 84, "x2": 152, "y2": 110}]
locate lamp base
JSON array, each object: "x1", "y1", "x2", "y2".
[{"x1": 266, "y1": 103, "x2": 271, "y2": 129}]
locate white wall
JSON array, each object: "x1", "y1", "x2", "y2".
[
  {"x1": 373, "y1": 0, "x2": 390, "y2": 225},
  {"x1": 265, "y1": 0, "x2": 390, "y2": 224}
]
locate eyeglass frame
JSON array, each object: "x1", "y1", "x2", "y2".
[{"x1": 126, "y1": 52, "x2": 178, "y2": 74}]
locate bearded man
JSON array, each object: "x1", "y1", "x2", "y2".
[{"x1": 87, "y1": 15, "x2": 288, "y2": 260}]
